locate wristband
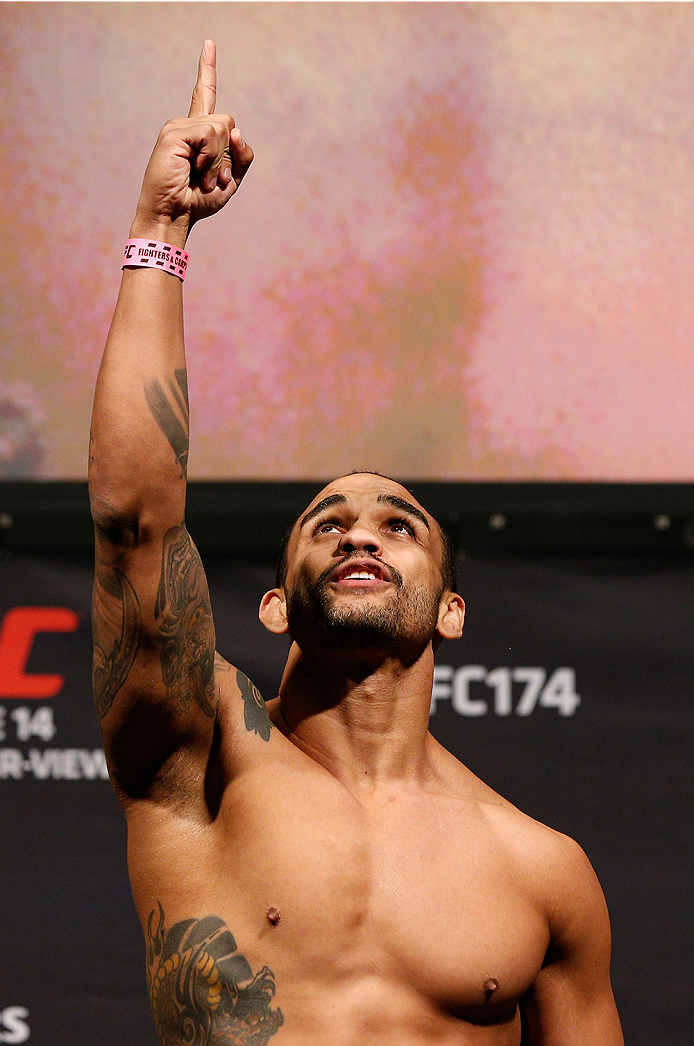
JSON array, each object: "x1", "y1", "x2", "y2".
[{"x1": 122, "y1": 239, "x2": 189, "y2": 281}]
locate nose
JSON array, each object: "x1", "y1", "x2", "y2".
[{"x1": 338, "y1": 519, "x2": 383, "y2": 557}]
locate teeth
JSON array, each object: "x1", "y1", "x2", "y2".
[{"x1": 345, "y1": 571, "x2": 377, "y2": 580}]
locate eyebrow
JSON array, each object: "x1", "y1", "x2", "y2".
[
  {"x1": 377, "y1": 494, "x2": 430, "y2": 530},
  {"x1": 299, "y1": 493, "x2": 348, "y2": 530},
  {"x1": 298, "y1": 491, "x2": 431, "y2": 533}
]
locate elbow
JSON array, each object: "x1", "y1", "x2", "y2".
[
  {"x1": 90, "y1": 492, "x2": 140, "y2": 548},
  {"x1": 90, "y1": 487, "x2": 181, "y2": 551},
  {"x1": 89, "y1": 456, "x2": 185, "y2": 549}
]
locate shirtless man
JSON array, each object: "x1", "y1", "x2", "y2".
[{"x1": 89, "y1": 42, "x2": 624, "y2": 1046}]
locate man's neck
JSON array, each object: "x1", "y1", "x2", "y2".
[{"x1": 275, "y1": 642, "x2": 436, "y2": 791}]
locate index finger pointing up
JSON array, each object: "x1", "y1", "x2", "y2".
[{"x1": 188, "y1": 39, "x2": 217, "y2": 117}]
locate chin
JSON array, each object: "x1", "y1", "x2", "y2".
[
  {"x1": 321, "y1": 608, "x2": 400, "y2": 650},
  {"x1": 287, "y1": 585, "x2": 439, "y2": 655}
]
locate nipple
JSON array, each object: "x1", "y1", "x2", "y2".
[
  {"x1": 266, "y1": 906, "x2": 281, "y2": 927},
  {"x1": 483, "y1": 977, "x2": 499, "y2": 1001}
]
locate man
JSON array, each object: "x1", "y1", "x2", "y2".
[{"x1": 89, "y1": 41, "x2": 624, "y2": 1046}]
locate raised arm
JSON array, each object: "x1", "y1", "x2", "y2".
[{"x1": 89, "y1": 42, "x2": 253, "y2": 807}]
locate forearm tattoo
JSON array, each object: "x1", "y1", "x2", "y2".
[
  {"x1": 146, "y1": 902, "x2": 284, "y2": 1045},
  {"x1": 92, "y1": 566, "x2": 142, "y2": 720},
  {"x1": 236, "y1": 671, "x2": 272, "y2": 742},
  {"x1": 155, "y1": 526, "x2": 216, "y2": 717},
  {"x1": 145, "y1": 369, "x2": 190, "y2": 476}
]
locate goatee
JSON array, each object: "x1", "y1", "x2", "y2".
[{"x1": 286, "y1": 558, "x2": 440, "y2": 652}]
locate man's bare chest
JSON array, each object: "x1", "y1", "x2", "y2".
[{"x1": 192, "y1": 764, "x2": 550, "y2": 1013}]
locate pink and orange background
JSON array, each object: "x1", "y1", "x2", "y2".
[{"x1": 2, "y1": 2, "x2": 693, "y2": 480}]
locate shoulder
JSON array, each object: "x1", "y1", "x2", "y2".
[
  {"x1": 492, "y1": 806, "x2": 601, "y2": 906},
  {"x1": 481, "y1": 798, "x2": 611, "y2": 971},
  {"x1": 214, "y1": 654, "x2": 274, "y2": 743},
  {"x1": 431, "y1": 738, "x2": 605, "y2": 934},
  {"x1": 481, "y1": 800, "x2": 610, "y2": 959}
]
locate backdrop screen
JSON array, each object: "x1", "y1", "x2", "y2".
[{"x1": 1, "y1": 2, "x2": 693, "y2": 481}]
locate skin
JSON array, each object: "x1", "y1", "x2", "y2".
[{"x1": 90, "y1": 41, "x2": 624, "y2": 1046}]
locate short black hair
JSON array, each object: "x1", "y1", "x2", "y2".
[{"x1": 275, "y1": 472, "x2": 458, "y2": 594}]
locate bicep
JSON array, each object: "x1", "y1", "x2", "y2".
[
  {"x1": 92, "y1": 515, "x2": 217, "y2": 799},
  {"x1": 521, "y1": 840, "x2": 624, "y2": 1046},
  {"x1": 521, "y1": 964, "x2": 623, "y2": 1046}
]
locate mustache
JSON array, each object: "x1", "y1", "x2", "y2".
[{"x1": 314, "y1": 552, "x2": 403, "y2": 592}]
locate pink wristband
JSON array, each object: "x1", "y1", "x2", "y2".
[{"x1": 122, "y1": 239, "x2": 189, "y2": 281}]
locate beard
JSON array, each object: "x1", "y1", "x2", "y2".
[{"x1": 286, "y1": 557, "x2": 442, "y2": 653}]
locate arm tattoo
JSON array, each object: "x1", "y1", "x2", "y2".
[
  {"x1": 92, "y1": 567, "x2": 142, "y2": 720},
  {"x1": 236, "y1": 670, "x2": 272, "y2": 742},
  {"x1": 155, "y1": 526, "x2": 216, "y2": 717},
  {"x1": 214, "y1": 652, "x2": 233, "y2": 673},
  {"x1": 144, "y1": 369, "x2": 190, "y2": 476},
  {"x1": 146, "y1": 902, "x2": 284, "y2": 1045}
]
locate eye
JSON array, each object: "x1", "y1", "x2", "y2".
[
  {"x1": 388, "y1": 518, "x2": 415, "y2": 536},
  {"x1": 313, "y1": 519, "x2": 341, "y2": 535}
]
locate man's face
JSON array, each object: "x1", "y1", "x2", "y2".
[{"x1": 282, "y1": 475, "x2": 449, "y2": 654}]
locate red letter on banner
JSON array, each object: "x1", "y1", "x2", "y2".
[{"x1": 0, "y1": 607, "x2": 80, "y2": 698}]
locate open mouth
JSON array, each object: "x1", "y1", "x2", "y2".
[
  {"x1": 329, "y1": 559, "x2": 394, "y2": 586},
  {"x1": 338, "y1": 572, "x2": 385, "y2": 586}
]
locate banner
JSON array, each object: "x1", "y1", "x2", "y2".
[{"x1": 1, "y1": 550, "x2": 691, "y2": 1045}]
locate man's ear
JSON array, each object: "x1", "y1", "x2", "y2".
[
  {"x1": 259, "y1": 588, "x2": 289, "y2": 635},
  {"x1": 436, "y1": 592, "x2": 465, "y2": 641}
]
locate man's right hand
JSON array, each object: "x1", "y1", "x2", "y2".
[{"x1": 132, "y1": 39, "x2": 253, "y2": 244}]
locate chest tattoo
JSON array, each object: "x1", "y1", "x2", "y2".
[{"x1": 146, "y1": 902, "x2": 284, "y2": 1045}]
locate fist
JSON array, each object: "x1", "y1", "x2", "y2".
[{"x1": 134, "y1": 40, "x2": 253, "y2": 239}]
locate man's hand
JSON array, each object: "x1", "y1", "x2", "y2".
[{"x1": 132, "y1": 40, "x2": 253, "y2": 244}]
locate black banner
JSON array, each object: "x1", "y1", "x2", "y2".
[{"x1": 1, "y1": 550, "x2": 692, "y2": 1045}]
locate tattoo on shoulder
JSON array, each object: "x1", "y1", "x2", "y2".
[
  {"x1": 146, "y1": 902, "x2": 283, "y2": 1046},
  {"x1": 236, "y1": 670, "x2": 272, "y2": 742},
  {"x1": 155, "y1": 526, "x2": 216, "y2": 718},
  {"x1": 92, "y1": 566, "x2": 142, "y2": 720},
  {"x1": 145, "y1": 369, "x2": 190, "y2": 476},
  {"x1": 214, "y1": 652, "x2": 233, "y2": 673}
]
